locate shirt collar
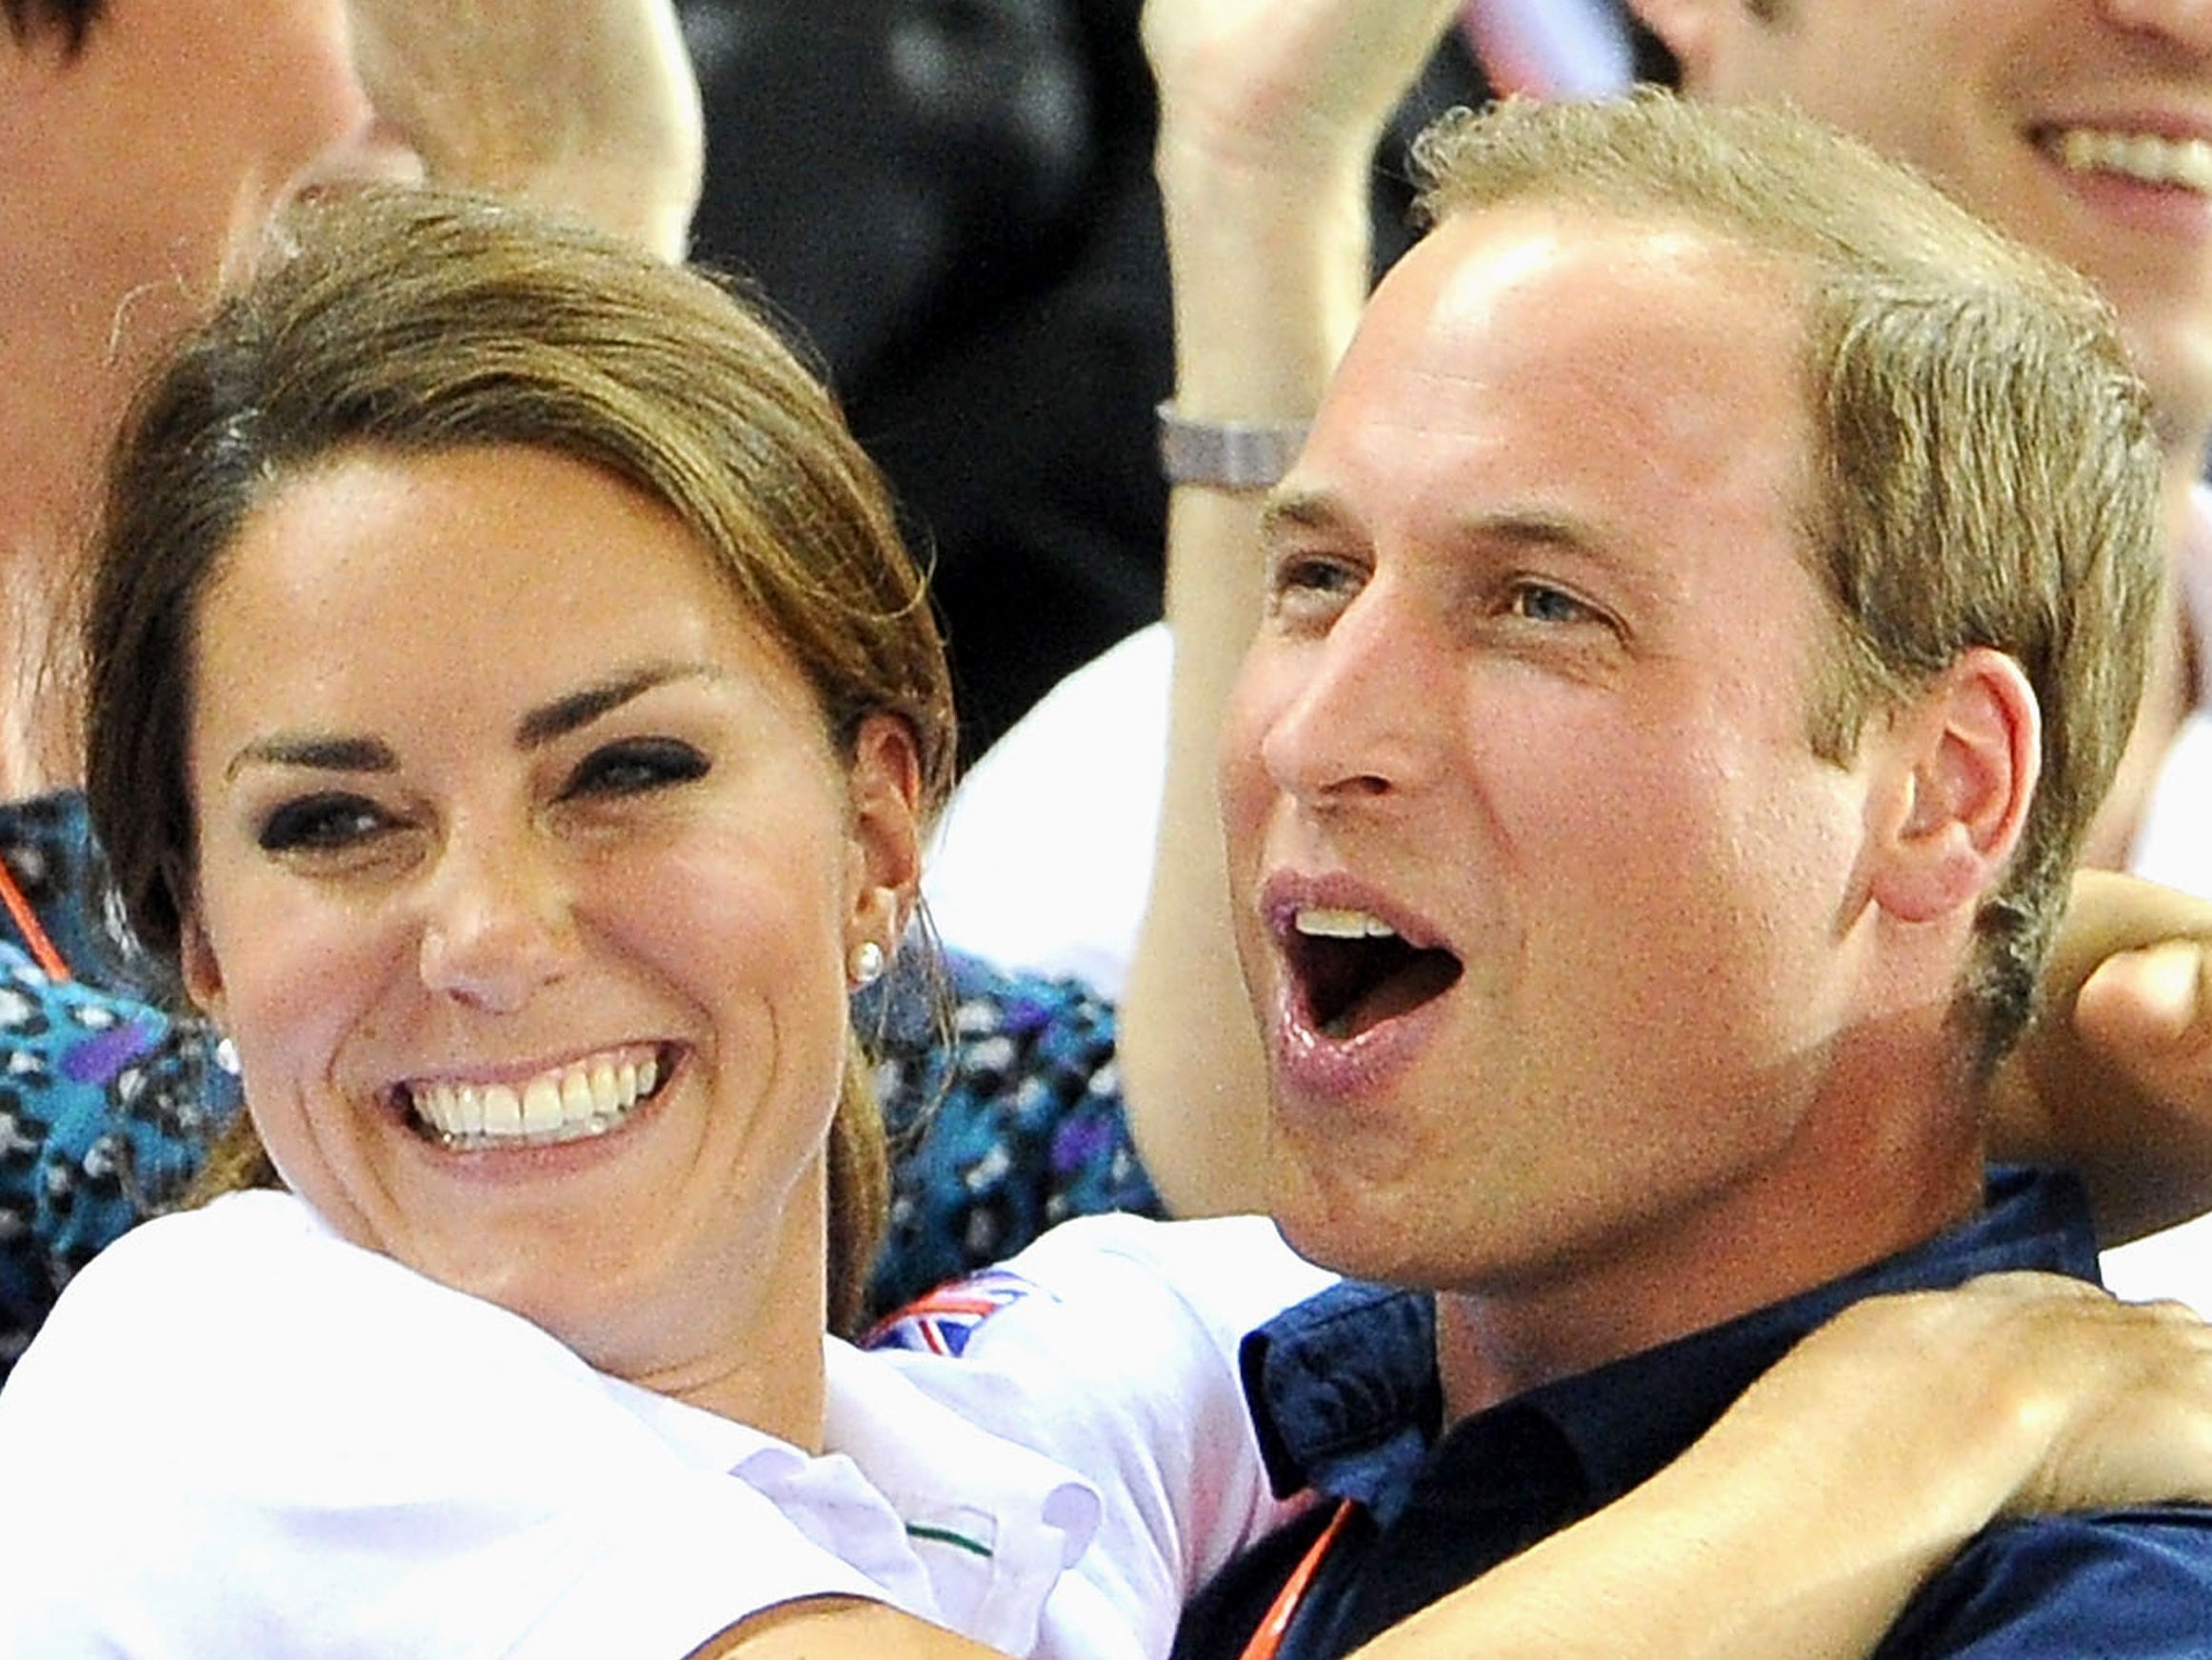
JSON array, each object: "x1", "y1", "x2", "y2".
[
  {"x1": 1244, "y1": 1167, "x2": 2099, "y2": 1519},
  {"x1": 606, "y1": 1336, "x2": 1101, "y2": 1655}
]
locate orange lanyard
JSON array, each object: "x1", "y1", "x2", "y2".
[
  {"x1": 0, "y1": 853, "x2": 70, "y2": 982},
  {"x1": 1239, "y1": 1499, "x2": 1359, "y2": 1660}
]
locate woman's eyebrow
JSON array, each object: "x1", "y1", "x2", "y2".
[
  {"x1": 226, "y1": 733, "x2": 397, "y2": 782},
  {"x1": 224, "y1": 663, "x2": 725, "y2": 780},
  {"x1": 513, "y1": 662, "x2": 717, "y2": 750}
]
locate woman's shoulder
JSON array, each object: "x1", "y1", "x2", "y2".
[{"x1": 9, "y1": 1190, "x2": 586, "y2": 1411}]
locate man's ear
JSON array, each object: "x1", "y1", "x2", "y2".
[
  {"x1": 844, "y1": 712, "x2": 926, "y2": 954},
  {"x1": 179, "y1": 906, "x2": 229, "y2": 1030},
  {"x1": 1866, "y1": 648, "x2": 2041, "y2": 926}
]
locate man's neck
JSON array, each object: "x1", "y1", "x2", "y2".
[{"x1": 1430, "y1": 1014, "x2": 1984, "y2": 1425}]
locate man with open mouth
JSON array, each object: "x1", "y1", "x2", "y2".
[{"x1": 1170, "y1": 88, "x2": 2212, "y2": 1660}]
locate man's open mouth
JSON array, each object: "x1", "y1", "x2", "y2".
[{"x1": 1285, "y1": 908, "x2": 1464, "y2": 1042}]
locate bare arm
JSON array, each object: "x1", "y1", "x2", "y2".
[
  {"x1": 706, "y1": 1276, "x2": 2212, "y2": 1660},
  {"x1": 1350, "y1": 1273, "x2": 2212, "y2": 1660},
  {"x1": 1120, "y1": 0, "x2": 1463, "y2": 1216},
  {"x1": 1991, "y1": 870, "x2": 2212, "y2": 1242},
  {"x1": 692, "y1": 1598, "x2": 1002, "y2": 1660}
]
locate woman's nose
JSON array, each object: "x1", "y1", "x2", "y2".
[{"x1": 414, "y1": 830, "x2": 577, "y2": 1013}]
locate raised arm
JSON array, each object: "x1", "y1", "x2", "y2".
[
  {"x1": 348, "y1": 0, "x2": 705, "y2": 261},
  {"x1": 1992, "y1": 870, "x2": 2212, "y2": 1242},
  {"x1": 1119, "y1": 0, "x2": 1463, "y2": 1215}
]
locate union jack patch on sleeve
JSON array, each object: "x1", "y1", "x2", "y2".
[{"x1": 861, "y1": 1268, "x2": 1042, "y2": 1357}]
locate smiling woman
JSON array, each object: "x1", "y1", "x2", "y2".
[
  {"x1": 172, "y1": 443, "x2": 922, "y2": 1415},
  {"x1": 84, "y1": 192, "x2": 956, "y2": 1357}
]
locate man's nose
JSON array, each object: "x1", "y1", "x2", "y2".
[{"x1": 1260, "y1": 587, "x2": 1440, "y2": 811}]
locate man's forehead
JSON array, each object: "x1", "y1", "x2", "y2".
[
  {"x1": 1410, "y1": 202, "x2": 1790, "y2": 320},
  {"x1": 1316, "y1": 204, "x2": 1806, "y2": 450},
  {"x1": 1280, "y1": 200, "x2": 1819, "y2": 606}
]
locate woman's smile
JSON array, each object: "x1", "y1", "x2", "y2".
[
  {"x1": 178, "y1": 441, "x2": 919, "y2": 1389},
  {"x1": 393, "y1": 1039, "x2": 674, "y2": 1150}
]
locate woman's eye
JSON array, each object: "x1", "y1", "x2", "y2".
[
  {"x1": 255, "y1": 793, "x2": 388, "y2": 853},
  {"x1": 564, "y1": 738, "x2": 710, "y2": 799}
]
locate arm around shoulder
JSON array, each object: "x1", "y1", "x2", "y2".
[
  {"x1": 696, "y1": 1599, "x2": 1010, "y2": 1660},
  {"x1": 1346, "y1": 1273, "x2": 2212, "y2": 1660}
]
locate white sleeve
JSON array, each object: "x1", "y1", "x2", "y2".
[
  {"x1": 0, "y1": 1195, "x2": 881, "y2": 1660},
  {"x1": 875, "y1": 1214, "x2": 1334, "y2": 1660}
]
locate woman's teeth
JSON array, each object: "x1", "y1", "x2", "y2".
[{"x1": 407, "y1": 1050, "x2": 661, "y2": 1149}]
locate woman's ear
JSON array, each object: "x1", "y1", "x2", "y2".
[
  {"x1": 179, "y1": 905, "x2": 229, "y2": 1030},
  {"x1": 1866, "y1": 648, "x2": 2042, "y2": 926},
  {"x1": 844, "y1": 712, "x2": 926, "y2": 955}
]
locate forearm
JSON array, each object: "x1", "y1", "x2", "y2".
[
  {"x1": 1114, "y1": 208, "x2": 1353, "y2": 1212},
  {"x1": 699, "y1": 1597, "x2": 1008, "y2": 1660},
  {"x1": 1354, "y1": 1274, "x2": 2212, "y2": 1660},
  {"x1": 1120, "y1": 0, "x2": 1460, "y2": 1217},
  {"x1": 1345, "y1": 1423, "x2": 1983, "y2": 1660}
]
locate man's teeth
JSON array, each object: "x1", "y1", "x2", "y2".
[
  {"x1": 409, "y1": 1051, "x2": 661, "y2": 1149},
  {"x1": 2053, "y1": 128, "x2": 2212, "y2": 192},
  {"x1": 1294, "y1": 907, "x2": 1400, "y2": 941}
]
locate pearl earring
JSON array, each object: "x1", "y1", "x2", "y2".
[{"x1": 847, "y1": 939, "x2": 886, "y2": 989}]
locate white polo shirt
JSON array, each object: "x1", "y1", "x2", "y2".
[{"x1": 0, "y1": 1192, "x2": 1324, "y2": 1658}]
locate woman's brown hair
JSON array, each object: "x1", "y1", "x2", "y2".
[{"x1": 85, "y1": 188, "x2": 956, "y2": 1333}]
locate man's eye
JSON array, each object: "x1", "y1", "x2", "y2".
[
  {"x1": 256, "y1": 794, "x2": 387, "y2": 853},
  {"x1": 1506, "y1": 581, "x2": 1597, "y2": 625},
  {"x1": 1271, "y1": 554, "x2": 1362, "y2": 599},
  {"x1": 564, "y1": 738, "x2": 710, "y2": 799}
]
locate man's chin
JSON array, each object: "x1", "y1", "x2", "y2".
[{"x1": 1265, "y1": 1164, "x2": 1438, "y2": 1288}]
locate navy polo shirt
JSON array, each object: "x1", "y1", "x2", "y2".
[{"x1": 1170, "y1": 1169, "x2": 2212, "y2": 1660}]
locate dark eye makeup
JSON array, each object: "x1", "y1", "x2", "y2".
[
  {"x1": 562, "y1": 737, "x2": 711, "y2": 799},
  {"x1": 255, "y1": 792, "x2": 389, "y2": 854}
]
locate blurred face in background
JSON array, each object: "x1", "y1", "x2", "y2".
[
  {"x1": 1, "y1": 0, "x2": 410, "y2": 417},
  {"x1": 1639, "y1": 0, "x2": 2212, "y2": 449}
]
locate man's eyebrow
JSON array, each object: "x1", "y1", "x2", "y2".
[
  {"x1": 226, "y1": 734, "x2": 397, "y2": 782},
  {"x1": 1462, "y1": 509, "x2": 1604, "y2": 554},
  {"x1": 1456, "y1": 504, "x2": 1656, "y2": 573},
  {"x1": 1260, "y1": 494, "x2": 1641, "y2": 581},
  {"x1": 1258, "y1": 490, "x2": 1357, "y2": 546},
  {"x1": 513, "y1": 662, "x2": 716, "y2": 750}
]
